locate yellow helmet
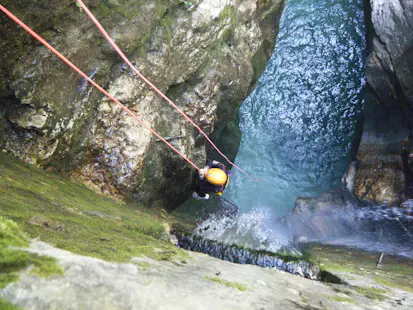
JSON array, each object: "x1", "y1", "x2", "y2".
[{"x1": 206, "y1": 168, "x2": 227, "y2": 186}]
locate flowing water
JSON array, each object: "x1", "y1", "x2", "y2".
[
  {"x1": 193, "y1": 0, "x2": 413, "y2": 257},
  {"x1": 225, "y1": 0, "x2": 366, "y2": 215},
  {"x1": 194, "y1": 198, "x2": 413, "y2": 258},
  {"x1": 189, "y1": 0, "x2": 413, "y2": 260}
]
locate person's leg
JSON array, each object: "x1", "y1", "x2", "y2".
[{"x1": 193, "y1": 178, "x2": 210, "y2": 200}]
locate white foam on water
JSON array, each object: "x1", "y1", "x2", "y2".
[{"x1": 194, "y1": 205, "x2": 295, "y2": 253}]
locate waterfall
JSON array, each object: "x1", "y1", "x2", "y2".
[
  {"x1": 225, "y1": 0, "x2": 366, "y2": 216},
  {"x1": 193, "y1": 1, "x2": 413, "y2": 258}
]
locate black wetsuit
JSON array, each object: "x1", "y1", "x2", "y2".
[{"x1": 195, "y1": 159, "x2": 229, "y2": 198}]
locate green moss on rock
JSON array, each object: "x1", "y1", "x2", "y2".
[
  {"x1": 0, "y1": 152, "x2": 192, "y2": 264},
  {"x1": 304, "y1": 244, "x2": 413, "y2": 293},
  {"x1": 204, "y1": 276, "x2": 247, "y2": 291},
  {"x1": 353, "y1": 286, "x2": 388, "y2": 301},
  {"x1": 324, "y1": 295, "x2": 359, "y2": 304},
  {"x1": 0, "y1": 216, "x2": 64, "y2": 289},
  {"x1": 0, "y1": 217, "x2": 29, "y2": 249},
  {"x1": 373, "y1": 277, "x2": 413, "y2": 293},
  {"x1": 0, "y1": 299, "x2": 20, "y2": 310},
  {"x1": 135, "y1": 261, "x2": 151, "y2": 270}
]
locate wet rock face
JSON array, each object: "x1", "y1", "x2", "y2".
[
  {"x1": 175, "y1": 234, "x2": 321, "y2": 280},
  {"x1": 353, "y1": 0, "x2": 413, "y2": 206},
  {"x1": 289, "y1": 188, "x2": 363, "y2": 242},
  {"x1": 0, "y1": 0, "x2": 284, "y2": 208}
]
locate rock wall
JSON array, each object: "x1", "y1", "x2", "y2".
[
  {"x1": 0, "y1": 0, "x2": 285, "y2": 209},
  {"x1": 353, "y1": 0, "x2": 413, "y2": 206}
]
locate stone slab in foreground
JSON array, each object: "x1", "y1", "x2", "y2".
[{"x1": 1, "y1": 241, "x2": 413, "y2": 309}]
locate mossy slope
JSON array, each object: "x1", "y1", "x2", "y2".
[{"x1": 0, "y1": 152, "x2": 192, "y2": 265}]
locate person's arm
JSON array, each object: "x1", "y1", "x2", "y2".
[
  {"x1": 211, "y1": 160, "x2": 226, "y2": 171},
  {"x1": 199, "y1": 163, "x2": 211, "y2": 180},
  {"x1": 200, "y1": 159, "x2": 226, "y2": 179}
]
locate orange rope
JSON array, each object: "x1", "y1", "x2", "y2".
[
  {"x1": 0, "y1": 3, "x2": 201, "y2": 171},
  {"x1": 76, "y1": 0, "x2": 261, "y2": 182}
]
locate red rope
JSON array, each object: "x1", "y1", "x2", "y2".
[
  {"x1": 0, "y1": 3, "x2": 201, "y2": 171},
  {"x1": 76, "y1": 0, "x2": 261, "y2": 182}
]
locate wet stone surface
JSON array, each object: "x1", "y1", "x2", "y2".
[{"x1": 175, "y1": 234, "x2": 320, "y2": 280}]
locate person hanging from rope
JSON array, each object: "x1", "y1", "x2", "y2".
[{"x1": 192, "y1": 159, "x2": 231, "y2": 200}]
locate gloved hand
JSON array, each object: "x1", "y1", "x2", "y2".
[{"x1": 199, "y1": 167, "x2": 209, "y2": 179}]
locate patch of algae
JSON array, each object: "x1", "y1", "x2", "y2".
[
  {"x1": 373, "y1": 277, "x2": 413, "y2": 293},
  {"x1": 204, "y1": 276, "x2": 247, "y2": 291},
  {"x1": 135, "y1": 261, "x2": 151, "y2": 270},
  {"x1": 353, "y1": 286, "x2": 388, "y2": 301},
  {"x1": 0, "y1": 217, "x2": 64, "y2": 289},
  {"x1": 323, "y1": 295, "x2": 359, "y2": 304},
  {"x1": 0, "y1": 152, "x2": 192, "y2": 264},
  {"x1": 0, "y1": 298, "x2": 20, "y2": 310},
  {"x1": 303, "y1": 244, "x2": 413, "y2": 293}
]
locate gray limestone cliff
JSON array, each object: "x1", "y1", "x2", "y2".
[{"x1": 0, "y1": 0, "x2": 285, "y2": 209}]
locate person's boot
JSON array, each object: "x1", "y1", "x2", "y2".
[{"x1": 192, "y1": 192, "x2": 209, "y2": 200}]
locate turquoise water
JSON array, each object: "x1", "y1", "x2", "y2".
[{"x1": 225, "y1": 0, "x2": 366, "y2": 216}]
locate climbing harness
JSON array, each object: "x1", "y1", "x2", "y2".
[{"x1": 0, "y1": 2, "x2": 261, "y2": 181}]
